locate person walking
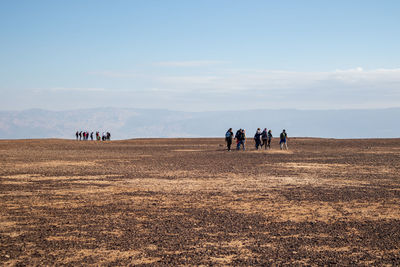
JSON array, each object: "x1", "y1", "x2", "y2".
[
  {"x1": 90, "y1": 132, "x2": 94, "y2": 141},
  {"x1": 75, "y1": 131, "x2": 79, "y2": 140},
  {"x1": 225, "y1": 128, "x2": 234, "y2": 151},
  {"x1": 267, "y1": 130, "x2": 273, "y2": 149},
  {"x1": 254, "y1": 128, "x2": 262, "y2": 150},
  {"x1": 261, "y1": 128, "x2": 268, "y2": 149},
  {"x1": 280, "y1": 129, "x2": 288, "y2": 150},
  {"x1": 242, "y1": 129, "x2": 246, "y2": 151}
]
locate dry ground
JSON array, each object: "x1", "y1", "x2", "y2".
[{"x1": 1, "y1": 138, "x2": 400, "y2": 266}]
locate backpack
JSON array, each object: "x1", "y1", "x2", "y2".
[
  {"x1": 235, "y1": 131, "x2": 240, "y2": 139},
  {"x1": 262, "y1": 131, "x2": 267, "y2": 139},
  {"x1": 225, "y1": 131, "x2": 231, "y2": 138}
]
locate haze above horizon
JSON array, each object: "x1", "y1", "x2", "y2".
[{"x1": 1, "y1": 1, "x2": 400, "y2": 112}]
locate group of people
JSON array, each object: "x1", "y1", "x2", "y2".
[
  {"x1": 225, "y1": 128, "x2": 288, "y2": 151},
  {"x1": 75, "y1": 131, "x2": 111, "y2": 141}
]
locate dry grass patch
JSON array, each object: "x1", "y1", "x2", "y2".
[
  {"x1": 283, "y1": 162, "x2": 349, "y2": 169},
  {"x1": 172, "y1": 149, "x2": 205, "y2": 152},
  {"x1": 60, "y1": 248, "x2": 144, "y2": 265},
  {"x1": 46, "y1": 235, "x2": 96, "y2": 242},
  {"x1": 210, "y1": 254, "x2": 236, "y2": 265},
  {"x1": 305, "y1": 245, "x2": 351, "y2": 252},
  {"x1": 250, "y1": 149, "x2": 293, "y2": 154},
  {"x1": 340, "y1": 201, "x2": 400, "y2": 220},
  {"x1": 14, "y1": 160, "x2": 98, "y2": 168}
]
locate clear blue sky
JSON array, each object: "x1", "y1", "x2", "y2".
[{"x1": 1, "y1": 0, "x2": 399, "y2": 111}]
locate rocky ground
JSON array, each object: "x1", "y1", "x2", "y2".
[{"x1": 0, "y1": 138, "x2": 400, "y2": 266}]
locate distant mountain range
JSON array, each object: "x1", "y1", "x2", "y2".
[{"x1": 0, "y1": 108, "x2": 399, "y2": 139}]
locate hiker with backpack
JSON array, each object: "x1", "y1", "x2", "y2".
[
  {"x1": 261, "y1": 128, "x2": 268, "y2": 149},
  {"x1": 236, "y1": 129, "x2": 246, "y2": 151},
  {"x1": 280, "y1": 129, "x2": 288, "y2": 150},
  {"x1": 235, "y1": 129, "x2": 241, "y2": 147},
  {"x1": 225, "y1": 128, "x2": 234, "y2": 151},
  {"x1": 254, "y1": 128, "x2": 262, "y2": 150}
]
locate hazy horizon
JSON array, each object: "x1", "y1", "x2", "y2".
[
  {"x1": 1, "y1": 107, "x2": 399, "y2": 140},
  {"x1": 3, "y1": 105, "x2": 400, "y2": 113}
]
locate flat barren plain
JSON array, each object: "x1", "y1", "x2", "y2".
[{"x1": 1, "y1": 138, "x2": 400, "y2": 266}]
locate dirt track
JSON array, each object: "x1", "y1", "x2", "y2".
[{"x1": 1, "y1": 138, "x2": 400, "y2": 265}]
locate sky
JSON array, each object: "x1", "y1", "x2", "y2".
[{"x1": 1, "y1": 0, "x2": 400, "y2": 112}]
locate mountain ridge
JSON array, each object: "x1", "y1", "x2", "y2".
[{"x1": 1, "y1": 107, "x2": 399, "y2": 139}]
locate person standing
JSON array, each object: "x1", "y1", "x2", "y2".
[
  {"x1": 237, "y1": 129, "x2": 246, "y2": 151},
  {"x1": 242, "y1": 129, "x2": 246, "y2": 151},
  {"x1": 225, "y1": 128, "x2": 234, "y2": 151},
  {"x1": 90, "y1": 132, "x2": 94, "y2": 140},
  {"x1": 235, "y1": 129, "x2": 241, "y2": 149},
  {"x1": 280, "y1": 129, "x2": 288, "y2": 150},
  {"x1": 75, "y1": 131, "x2": 79, "y2": 140},
  {"x1": 254, "y1": 128, "x2": 262, "y2": 150}
]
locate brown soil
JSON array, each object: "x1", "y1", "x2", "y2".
[{"x1": 1, "y1": 138, "x2": 400, "y2": 265}]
